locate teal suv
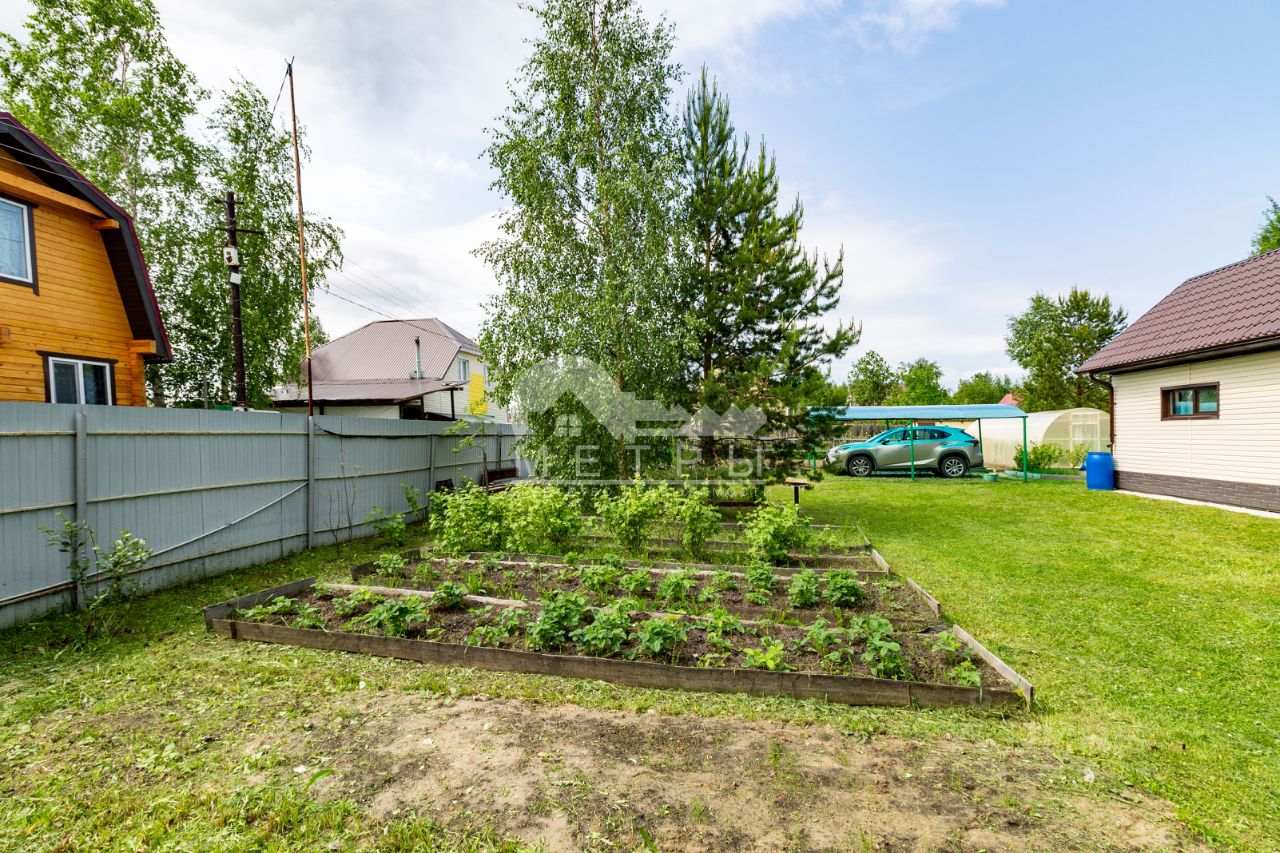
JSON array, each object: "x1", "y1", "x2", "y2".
[{"x1": 826, "y1": 426, "x2": 982, "y2": 478}]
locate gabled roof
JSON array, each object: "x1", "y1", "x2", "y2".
[
  {"x1": 273, "y1": 318, "x2": 475, "y2": 404},
  {"x1": 1081, "y1": 249, "x2": 1280, "y2": 374},
  {"x1": 0, "y1": 112, "x2": 171, "y2": 362}
]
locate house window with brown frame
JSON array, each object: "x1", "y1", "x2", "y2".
[{"x1": 1162, "y1": 383, "x2": 1218, "y2": 419}]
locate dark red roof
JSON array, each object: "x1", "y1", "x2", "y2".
[
  {"x1": 1080, "y1": 249, "x2": 1280, "y2": 373},
  {"x1": 0, "y1": 112, "x2": 171, "y2": 362}
]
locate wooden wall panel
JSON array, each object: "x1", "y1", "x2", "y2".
[{"x1": 0, "y1": 158, "x2": 148, "y2": 405}]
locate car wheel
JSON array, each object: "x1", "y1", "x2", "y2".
[
  {"x1": 939, "y1": 455, "x2": 968, "y2": 479},
  {"x1": 846, "y1": 455, "x2": 874, "y2": 477}
]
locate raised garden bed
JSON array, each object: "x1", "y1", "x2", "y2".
[{"x1": 203, "y1": 541, "x2": 1033, "y2": 709}]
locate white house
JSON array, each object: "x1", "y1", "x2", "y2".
[
  {"x1": 1081, "y1": 249, "x2": 1280, "y2": 512},
  {"x1": 273, "y1": 318, "x2": 510, "y2": 423}
]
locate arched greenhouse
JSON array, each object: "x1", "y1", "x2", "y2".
[{"x1": 956, "y1": 407, "x2": 1110, "y2": 470}]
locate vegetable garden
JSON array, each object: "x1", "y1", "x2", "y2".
[{"x1": 205, "y1": 483, "x2": 1031, "y2": 708}]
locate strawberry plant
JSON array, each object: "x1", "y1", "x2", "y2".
[
  {"x1": 352, "y1": 596, "x2": 429, "y2": 637},
  {"x1": 656, "y1": 570, "x2": 696, "y2": 606},
  {"x1": 289, "y1": 602, "x2": 325, "y2": 630},
  {"x1": 570, "y1": 607, "x2": 631, "y2": 657},
  {"x1": 741, "y1": 503, "x2": 812, "y2": 564},
  {"x1": 800, "y1": 617, "x2": 844, "y2": 653},
  {"x1": 745, "y1": 562, "x2": 777, "y2": 593},
  {"x1": 946, "y1": 660, "x2": 981, "y2": 688},
  {"x1": 786, "y1": 570, "x2": 820, "y2": 608},
  {"x1": 929, "y1": 630, "x2": 972, "y2": 663},
  {"x1": 577, "y1": 563, "x2": 623, "y2": 596},
  {"x1": 239, "y1": 597, "x2": 302, "y2": 621},
  {"x1": 431, "y1": 581, "x2": 468, "y2": 610},
  {"x1": 373, "y1": 552, "x2": 407, "y2": 577},
  {"x1": 823, "y1": 571, "x2": 866, "y2": 608},
  {"x1": 862, "y1": 634, "x2": 909, "y2": 680},
  {"x1": 848, "y1": 614, "x2": 894, "y2": 642},
  {"x1": 412, "y1": 563, "x2": 440, "y2": 587},
  {"x1": 632, "y1": 617, "x2": 687, "y2": 662},
  {"x1": 617, "y1": 569, "x2": 652, "y2": 598},
  {"x1": 526, "y1": 591, "x2": 589, "y2": 651},
  {"x1": 743, "y1": 636, "x2": 793, "y2": 671},
  {"x1": 331, "y1": 588, "x2": 385, "y2": 617},
  {"x1": 466, "y1": 607, "x2": 527, "y2": 647}
]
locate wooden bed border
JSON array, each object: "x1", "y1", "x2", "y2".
[{"x1": 203, "y1": 578, "x2": 1020, "y2": 709}]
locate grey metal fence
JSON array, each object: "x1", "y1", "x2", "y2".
[{"x1": 0, "y1": 402, "x2": 525, "y2": 629}]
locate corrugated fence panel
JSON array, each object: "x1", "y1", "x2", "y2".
[{"x1": 0, "y1": 402, "x2": 525, "y2": 629}]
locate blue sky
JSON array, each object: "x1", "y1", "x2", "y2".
[{"x1": 3, "y1": 0, "x2": 1276, "y2": 385}]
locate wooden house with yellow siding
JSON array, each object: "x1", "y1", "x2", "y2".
[
  {"x1": 273, "y1": 317, "x2": 510, "y2": 423},
  {"x1": 0, "y1": 113, "x2": 170, "y2": 406}
]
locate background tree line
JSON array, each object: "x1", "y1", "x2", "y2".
[{"x1": 0, "y1": 0, "x2": 342, "y2": 408}]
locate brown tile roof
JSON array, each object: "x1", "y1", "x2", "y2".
[
  {"x1": 271, "y1": 318, "x2": 475, "y2": 404},
  {"x1": 1080, "y1": 249, "x2": 1280, "y2": 373}
]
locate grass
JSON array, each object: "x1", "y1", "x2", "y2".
[
  {"x1": 1, "y1": 479, "x2": 1275, "y2": 849},
  {"x1": 794, "y1": 476, "x2": 1279, "y2": 850}
]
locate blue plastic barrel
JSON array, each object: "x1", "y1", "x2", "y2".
[{"x1": 1085, "y1": 451, "x2": 1114, "y2": 491}]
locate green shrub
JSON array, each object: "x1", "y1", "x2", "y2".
[
  {"x1": 632, "y1": 617, "x2": 687, "y2": 662},
  {"x1": 432, "y1": 483, "x2": 503, "y2": 553},
  {"x1": 666, "y1": 487, "x2": 721, "y2": 556},
  {"x1": 496, "y1": 485, "x2": 584, "y2": 553},
  {"x1": 367, "y1": 507, "x2": 408, "y2": 546},
  {"x1": 571, "y1": 607, "x2": 631, "y2": 657},
  {"x1": 1064, "y1": 444, "x2": 1090, "y2": 468},
  {"x1": 742, "y1": 503, "x2": 813, "y2": 564},
  {"x1": 1012, "y1": 442, "x2": 1065, "y2": 472},
  {"x1": 787, "y1": 570, "x2": 821, "y2": 608},
  {"x1": 823, "y1": 571, "x2": 866, "y2": 609},
  {"x1": 595, "y1": 483, "x2": 667, "y2": 552}
]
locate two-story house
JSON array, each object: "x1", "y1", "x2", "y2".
[{"x1": 0, "y1": 113, "x2": 171, "y2": 405}]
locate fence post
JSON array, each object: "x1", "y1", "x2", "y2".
[
  {"x1": 426, "y1": 432, "x2": 436, "y2": 516},
  {"x1": 72, "y1": 410, "x2": 88, "y2": 611},
  {"x1": 306, "y1": 416, "x2": 316, "y2": 549}
]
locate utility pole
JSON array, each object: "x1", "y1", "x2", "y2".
[
  {"x1": 286, "y1": 58, "x2": 315, "y2": 417},
  {"x1": 221, "y1": 191, "x2": 264, "y2": 410}
]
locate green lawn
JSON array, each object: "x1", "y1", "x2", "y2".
[
  {"x1": 794, "y1": 476, "x2": 1279, "y2": 849},
  {"x1": 1, "y1": 478, "x2": 1275, "y2": 850}
]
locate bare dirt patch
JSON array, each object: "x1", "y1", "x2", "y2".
[{"x1": 284, "y1": 694, "x2": 1205, "y2": 852}]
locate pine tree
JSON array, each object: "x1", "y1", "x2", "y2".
[{"x1": 680, "y1": 67, "x2": 858, "y2": 471}]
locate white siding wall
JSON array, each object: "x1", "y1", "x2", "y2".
[{"x1": 1112, "y1": 350, "x2": 1280, "y2": 486}]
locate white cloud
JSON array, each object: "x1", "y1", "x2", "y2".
[{"x1": 843, "y1": 0, "x2": 1003, "y2": 53}]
